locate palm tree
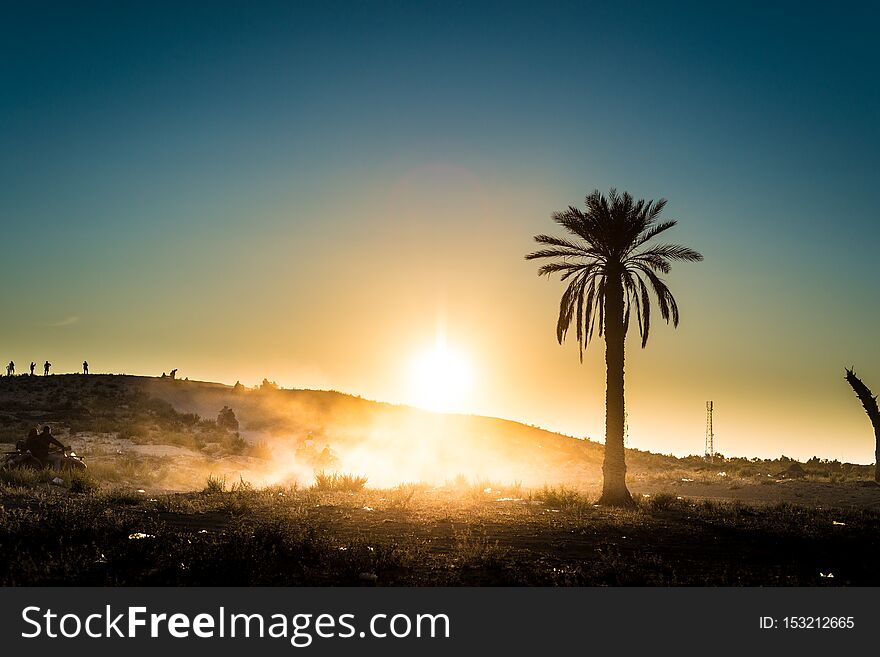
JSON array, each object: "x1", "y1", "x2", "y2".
[
  {"x1": 844, "y1": 367, "x2": 880, "y2": 482},
  {"x1": 526, "y1": 189, "x2": 703, "y2": 506}
]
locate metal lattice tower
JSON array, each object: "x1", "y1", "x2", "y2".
[{"x1": 705, "y1": 401, "x2": 714, "y2": 463}]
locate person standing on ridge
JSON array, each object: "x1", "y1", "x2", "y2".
[
  {"x1": 83, "y1": 360, "x2": 88, "y2": 375},
  {"x1": 29, "y1": 362, "x2": 35, "y2": 376},
  {"x1": 6, "y1": 361, "x2": 13, "y2": 376},
  {"x1": 43, "y1": 361, "x2": 51, "y2": 376}
]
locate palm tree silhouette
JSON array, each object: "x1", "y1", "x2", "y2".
[
  {"x1": 526, "y1": 189, "x2": 703, "y2": 506},
  {"x1": 844, "y1": 367, "x2": 880, "y2": 482}
]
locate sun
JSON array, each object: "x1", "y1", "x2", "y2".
[{"x1": 408, "y1": 340, "x2": 474, "y2": 413}]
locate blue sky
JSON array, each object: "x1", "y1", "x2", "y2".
[{"x1": 1, "y1": 1, "x2": 879, "y2": 461}]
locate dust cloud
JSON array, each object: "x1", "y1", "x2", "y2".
[{"x1": 135, "y1": 379, "x2": 602, "y2": 491}]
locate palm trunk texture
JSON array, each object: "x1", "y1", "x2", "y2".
[
  {"x1": 845, "y1": 368, "x2": 880, "y2": 483},
  {"x1": 598, "y1": 271, "x2": 634, "y2": 506}
]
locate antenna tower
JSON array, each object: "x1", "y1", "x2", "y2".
[{"x1": 705, "y1": 401, "x2": 714, "y2": 463}]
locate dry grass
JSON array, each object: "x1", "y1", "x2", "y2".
[{"x1": 3, "y1": 478, "x2": 879, "y2": 585}]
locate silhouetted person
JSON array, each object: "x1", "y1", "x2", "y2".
[
  {"x1": 83, "y1": 360, "x2": 88, "y2": 375},
  {"x1": 43, "y1": 361, "x2": 51, "y2": 376},
  {"x1": 29, "y1": 362, "x2": 35, "y2": 376},
  {"x1": 170, "y1": 368, "x2": 177, "y2": 380},
  {"x1": 22, "y1": 427, "x2": 39, "y2": 455},
  {"x1": 9, "y1": 428, "x2": 43, "y2": 468},
  {"x1": 317, "y1": 444, "x2": 337, "y2": 469},
  {"x1": 6, "y1": 361, "x2": 13, "y2": 376},
  {"x1": 28, "y1": 426, "x2": 67, "y2": 470}
]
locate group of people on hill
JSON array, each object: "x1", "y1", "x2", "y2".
[{"x1": 5, "y1": 360, "x2": 88, "y2": 376}]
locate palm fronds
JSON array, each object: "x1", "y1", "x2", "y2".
[{"x1": 525, "y1": 188, "x2": 702, "y2": 354}]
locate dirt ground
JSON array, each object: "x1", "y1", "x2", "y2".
[{"x1": 632, "y1": 477, "x2": 880, "y2": 509}]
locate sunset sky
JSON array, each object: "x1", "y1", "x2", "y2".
[{"x1": 2, "y1": 1, "x2": 879, "y2": 463}]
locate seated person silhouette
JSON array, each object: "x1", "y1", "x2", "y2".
[{"x1": 26, "y1": 426, "x2": 68, "y2": 470}]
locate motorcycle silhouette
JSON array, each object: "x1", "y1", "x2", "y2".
[{"x1": 2, "y1": 440, "x2": 87, "y2": 472}]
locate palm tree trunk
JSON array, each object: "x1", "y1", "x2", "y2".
[
  {"x1": 845, "y1": 368, "x2": 880, "y2": 482},
  {"x1": 598, "y1": 270, "x2": 634, "y2": 507}
]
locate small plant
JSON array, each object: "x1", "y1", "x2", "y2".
[
  {"x1": 312, "y1": 472, "x2": 368, "y2": 493},
  {"x1": 387, "y1": 483, "x2": 421, "y2": 510},
  {"x1": 231, "y1": 476, "x2": 254, "y2": 493},
  {"x1": 68, "y1": 469, "x2": 98, "y2": 494},
  {"x1": 203, "y1": 474, "x2": 227, "y2": 494},
  {"x1": 647, "y1": 492, "x2": 678, "y2": 511},
  {"x1": 220, "y1": 432, "x2": 248, "y2": 454},
  {"x1": 453, "y1": 527, "x2": 507, "y2": 567},
  {"x1": 533, "y1": 485, "x2": 586, "y2": 509}
]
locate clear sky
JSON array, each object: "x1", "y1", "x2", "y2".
[{"x1": 2, "y1": 1, "x2": 879, "y2": 463}]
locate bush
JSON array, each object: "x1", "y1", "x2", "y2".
[
  {"x1": 222, "y1": 432, "x2": 248, "y2": 454},
  {"x1": 647, "y1": 492, "x2": 679, "y2": 511},
  {"x1": 312, "y1": 472, "x2": 367, "y2": 493},
  {"x1": 203, "y1": 475, "x2": 227, "y2": 494},
  {"x1": 230, "y1": 476, "x2": 254, "y2": 493},
  {"x1": 68, "y1": 470, "x2": 98, "y2": 494},
  {"x1": 533, "y1": 485, "x2": 587, "y2": 509},
  {"x1": 217, "y1": 406, "x2": 239, "y2": 432}
]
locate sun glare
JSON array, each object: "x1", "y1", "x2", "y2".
[{"x1": 408, "y1": 341, "x2": 474, "y2": 413}]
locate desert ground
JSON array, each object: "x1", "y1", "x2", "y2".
[{"x1": 1, "y1": 374, "x2": 878, "y2": 585}]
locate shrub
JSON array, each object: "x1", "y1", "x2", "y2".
[
  {"x1": 312, "y1": 472, "x2": 367, "y2": 493},
  {"x1": 230, "y1": 476, "x2": 254, "y2": 493},
  {"x1": 387, "y1": 483, "x2": 421, "y2": 510},
  {"x1": 533, "y1": 485, "x2": 586, "y2": 509},
  {"x1": 217, "y1": 406, "x2": 239, "y2": 432},
  {"x1": 68, "y1": 469, "x2": 98, "y2": 494},
  {"x1": 647, "y1": 492, "x2": 678, "y2": 511},
  {"x1": 220, "y1": 432, "x2": 248, "y2": 454},
  {"x1": 203, "y1": 475, "x2": 227, "y2": 494}
]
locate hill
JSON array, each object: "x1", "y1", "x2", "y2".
[
  {"x1": 0, "y1": 374, "x2": 610, "y2": 488},
  {"x1": 0, "y1": 374, "x2": 872, "y2": 491}
]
